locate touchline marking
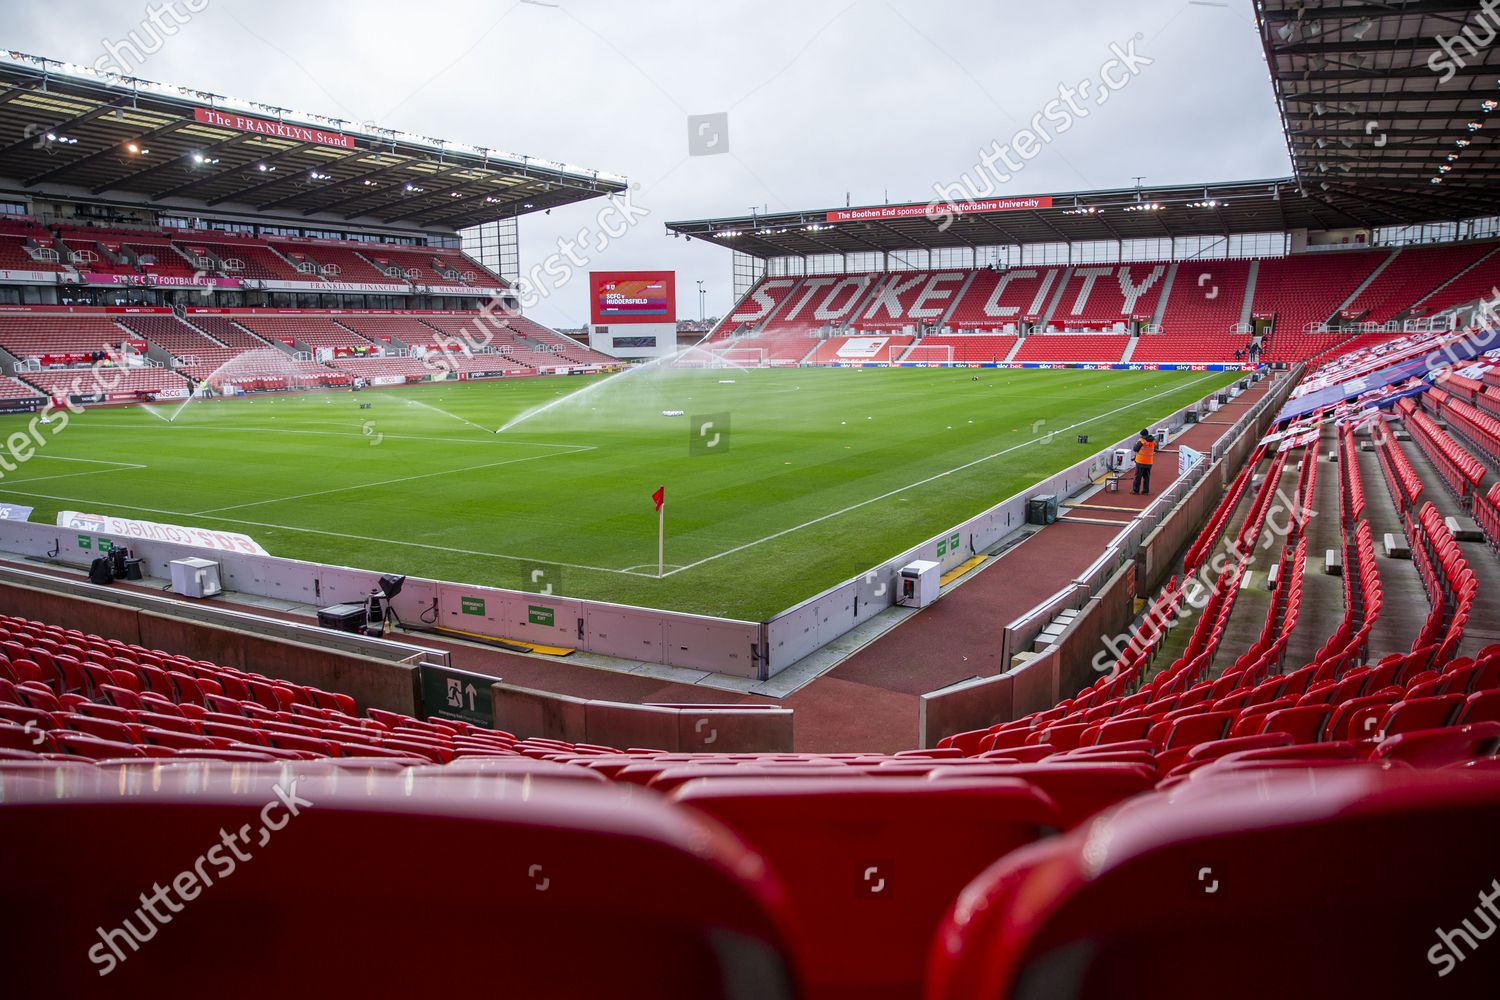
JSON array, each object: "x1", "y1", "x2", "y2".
[
  {"x1": 0, "y1": 454, "x2": 146, "y2": 467},
  {"x1": 0, "y1": 484, "x2": 650, "y2": 578},
  {"x1": 0, "y1": 466, "x2": 144, "y2": 487},
  {"x1": 193, "y1": 446, "x2": 582, "y2": 515},
  {"x1": 658, "y1": 374, "x2": 1223, "y2": 577},
  {"x1": 0, "y1": 455, "x2": 147, "y2": 487},
  {"x1": 73, "y1": 421, "x2": 595, "y2": 451}
]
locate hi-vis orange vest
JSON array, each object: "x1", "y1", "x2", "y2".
[{"x1": 1137, "y1": 438, "x2": 1156, "y2": 465}]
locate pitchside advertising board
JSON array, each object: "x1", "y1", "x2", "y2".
[{"x1": 588, "y1": 271, "x2": 677, "y2": 359}]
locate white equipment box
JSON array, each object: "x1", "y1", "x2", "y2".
[
  {"x1": 170, "y1": 557, "x2": 222, "y2": 599},
  {"x1": 897, "y1": 560, "x2": 941, "y2": 608}
]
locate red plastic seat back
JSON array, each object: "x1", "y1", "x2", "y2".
[
  {"x1": 1, "y1": 771, "x2": 797, "y2": 997},
  {"x1": 927, "y1": 770, "x2": 1500, "y2": 1000},
  {"x1": 674, "y1": 776, "x2": 1056, "y2": 998}
]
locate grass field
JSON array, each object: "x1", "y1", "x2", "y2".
[{"x1": 0, "y1": 366, "x2": 1237, "y2": 619}]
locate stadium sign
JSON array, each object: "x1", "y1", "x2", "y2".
[
  {"x1": 0, "y1": 268, "x2": 65, "y2": 283},
  {"x1": 258, "y1": 279, "x2": 411, "y2": 294},
  {"x1": 0, "y1": 398, "x2": 45, "y2": 414},
  {"x1": 193, "y1": 108, "x2": 355, "y2": 149},
  {"x1": 423, "y1": 284, "x2": 501, "y2": 296},
  {"x1": 81, "y1": 272, "x2": 243, "y2": 289},
  {"x1": 824, "y1": 196, "x2": 1052, "y2": 223},
  {"x1": 56, "y1": 510, "x2": 268, "y2": 556},
  {"x1": 418, "y1": 663, "x2": 495, "y2": 729}
]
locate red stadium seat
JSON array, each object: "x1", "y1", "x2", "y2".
[
  {"x1": 0, "y1": 770, "x2": 798, "y2": 996},
  {"x1": 927, "y1": 770, "x2": 1500, "y2": 999},
  {"x1": 672, "y1": 776, "x2": 1056, "y2": 999}
]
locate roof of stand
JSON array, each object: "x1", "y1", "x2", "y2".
[{"x1": 0, "y1": 51, "x2": 627, "y2": 233}]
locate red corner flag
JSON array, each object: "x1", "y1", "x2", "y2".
[{"x1": 652, "y1": 485, "x2": 665, "y2": 511}]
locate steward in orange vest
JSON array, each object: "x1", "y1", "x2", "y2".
[{"x1": 1132, "y1": 429, "x2": 1156, "y2": 496}]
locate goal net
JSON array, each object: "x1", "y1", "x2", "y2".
[
  {"x1": 897, "y1": 342, "x2": 954, "y2": 365},
  {"x1": 716, "y1": 347, "x2": 771, "y2": 369}
]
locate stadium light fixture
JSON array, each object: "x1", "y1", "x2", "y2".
[
  {"x1": 1351, "y1": 17, "x2": 1373, "y2": 40},
  {"x1": 1439, "y1": 164, "x2": 1452, "y2": 173},
  {"x1": 1467, "y1": 121, "x2": 1484, "y2": 131},
  {"x1": 1483, "y1": 100, "x2": 1498, "y2": 113},
  {"x1": 1457, "y1": 138, "x2": 1472, "y2": 147},
  {"x1": 1430, "y1": 177, "x2": 1443, "y2": 185},
  {"x1": 256, "y1": 162, "x2": 276, "y2": 173}
]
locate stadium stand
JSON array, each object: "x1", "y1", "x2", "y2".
[
  {"x1": 182, "y1": 315, "x2": 274, "y2": 352},
  {"x1": 0, "y1": 374, "x2": 46, "y2": 403},
  {"x1": 1048, "y1": 261, "x2": 1169, "y2": 329},
  {"x1": 802, "y1": 334, "x2": 913, "y2": 365},
  {"x1": 708, "y1": 241, "x2": 1500, "y2": 366},
  {"x1": 233, "y1": 314, "x2": 376, "y2": 352},
  {"x1": 0, "y1": 314, "x2": 132, "y2": 362},
  {"x1": 1250, "y1": 251, "x2": 1387, "y2": 361},
  {"x1": 114, "y1": 314, "x2": 242, "y2": 379},
  {"x1": 330, "y1": 313, "x2": 441, "y2": 348},
  {"x1": 183, "y1": 234, "x2": 305, "y2": 282},
  {"x1": 18, "y1": 366, "x2": 191, "y2": 399},
  {"x1": 905, "y1": 334, "x2": 1018, "y2": 363},
  {"x1": 0, "y1": 218, "x2": 68, "y2": 274},
  {"x1": 356, "y1": 243, "x2": 506, "y2": 288},
  {"x1": 269, "y1": 238, "x2": 397, "y2": 284},
  {"x1": 1010, "y1": 332, "x2": 1131, "y2": 363},
  {"x1": 1343, "y1": 242, "x2": 1496, "y2": 325},
  {"x1": 948, "y1": 267, "x2": 1061, "y2": 329}
]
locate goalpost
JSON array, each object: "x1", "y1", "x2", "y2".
[
  {"x1": 895, "y1": 342, "x2": 954, "y2": 365},
  {"x1": 717, "y1": 347, "x2": 770, "y2": 369}
]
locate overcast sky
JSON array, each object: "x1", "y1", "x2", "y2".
[{"x1": 7, "y1": 0, "x2": 1291, "y2": 327}]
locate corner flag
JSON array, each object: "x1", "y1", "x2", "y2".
[{"x1": 653, "y1": 486, "x2": 666, "y2": 577}]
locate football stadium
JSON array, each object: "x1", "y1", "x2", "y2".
[{"x1": 3, "y1": 1, "x2": 1500, "y2": 995}]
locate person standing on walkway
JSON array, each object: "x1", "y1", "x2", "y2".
[{"x1": 1131, "y1": 428, "x2": 1156, "y2": 495}]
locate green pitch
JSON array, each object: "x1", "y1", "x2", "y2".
[{"x1": 0, "y1": 366, "x2": 1237, "y2": 619}]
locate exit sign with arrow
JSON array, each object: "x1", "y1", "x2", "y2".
[{"x1": 418, "y1": 664, "x2": 497, "y2": 728}]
